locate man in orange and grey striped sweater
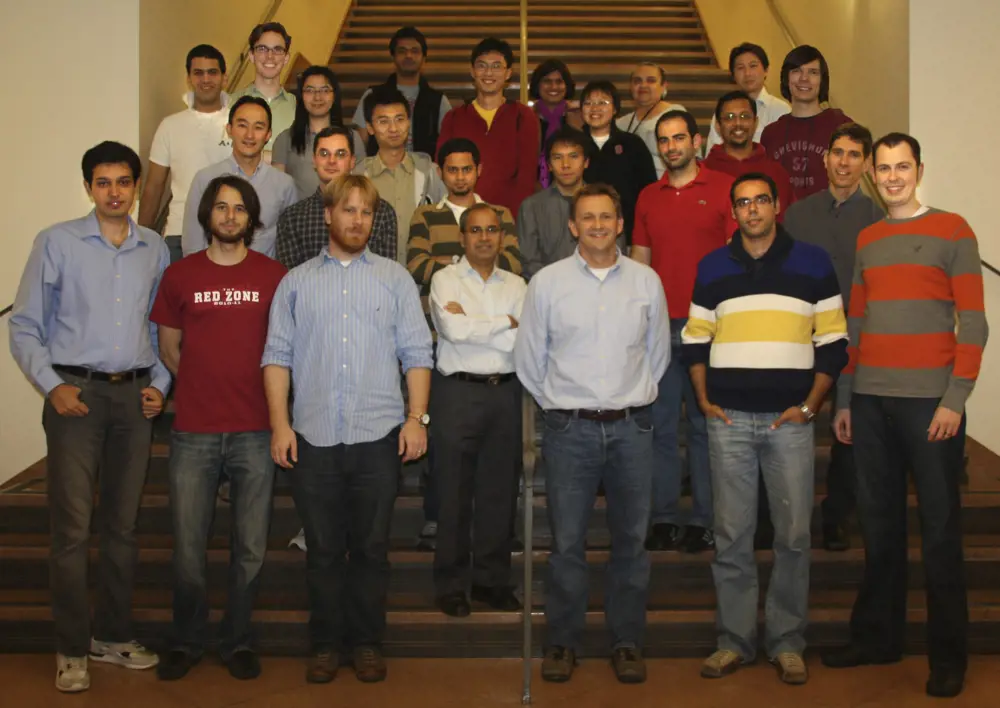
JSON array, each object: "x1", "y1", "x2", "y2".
[{"x1": 822, "y1": 133, "x2": 988, "y2": 699}]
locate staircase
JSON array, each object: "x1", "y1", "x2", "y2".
[{"x1": 316, "y1": 0, "x2": 736, "y2": 138}]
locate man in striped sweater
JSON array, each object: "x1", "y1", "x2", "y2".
[
  {"x1": 821, "y1": 134, "x2": 988, "y2": 699},
  {"x1": 682, "y1": 172, "x2": 848, "y2": 686}
]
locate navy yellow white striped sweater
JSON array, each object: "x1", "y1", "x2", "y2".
[{"x1": 681, "y1": 226, "x2": 849, "y2": 412}]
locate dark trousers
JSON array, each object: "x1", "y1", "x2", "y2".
[
  {"x1": 821, "y1": 439, "x2": 856, "y2": 526},
  {"x1": 431, "y1": 372, "x2": 521, "y2": 595},
  {"x1": 43, "y1": 372, "x2": 153, "y2": 656},
  {"x1": 849, "y1": 394, "x2": 967, "y2": 671},
  {"x1": 168, "y1": 431, "x2": 274, "y2": 659},
  {"x1": 288, "y1": 430, "x2": 400, "y2": 651}
]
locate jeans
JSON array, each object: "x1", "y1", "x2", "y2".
[
  {"x1": 849, "y1": 394, "x2": 967, "y2": 671},
  {"x1": 543, "y1": 407, "x2": 653, "y2": 651},
  {"x1": 651, "y1": 319, "x2": 711, "y2": 527},
  {"x1": 43, "y1": 372, "x2": 153, "y2": 657},
  {"x1": 708, "y1": 409, "x2": 814, "y2": 660},
  {"x1": 168, "y1": 431, "x2": 274, "y2": 659},
  {"x1": 288, "y1": 430, "x2": 400, "y2": 650}
]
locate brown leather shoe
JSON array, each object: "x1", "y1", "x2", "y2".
[
  {"x1": 541, "y1": 646, "x2": 576, "y2": 682},
  {"x1": 611, "y1": 647, "x2": 647, "y2": 683},
  {"x1": 305, "y1": 648, "x2": 338, "y2": 683},
  {"x1": 353, "y1": 645, "x2": 386, "y2": 683}
]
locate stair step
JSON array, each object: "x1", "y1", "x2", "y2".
[
  {"x1": 349, "y1": 16, "x2": 702, "y2": 27},
  {"x1": 339, "y1": 36, "x2": 708, "y2": 50},
  {"x1": 335, "y1": 49, "x2": 713, "y2": 62},
  {"x1": 344, "y1": 26, "x2": 705, "y2": 38},
  {"x1": 354, "y1": 5, "x2": 697, "y2": 17}
]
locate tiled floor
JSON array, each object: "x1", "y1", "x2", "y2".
[{"x1": 3, "y1": 655, "x2": 998, "y2": 707}]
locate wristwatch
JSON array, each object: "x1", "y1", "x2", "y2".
[
  {"x1": 799, "y1": 404, "x2": 816, "y2": 422},
  {"x1": 408, "y1": 412, "x2": 430, "y2": 427}
]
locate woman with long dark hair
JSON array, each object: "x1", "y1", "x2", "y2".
[
  {"x1": 528, "y1": 58, "x2": 582, "y2": 187},
  {"x1": 272, "y1": 65, "x2": 363, "y2": 198}
]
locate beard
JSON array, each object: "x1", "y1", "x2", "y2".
[{"x1": 210, "y1": 224, "x2": 252, "y2": 245}]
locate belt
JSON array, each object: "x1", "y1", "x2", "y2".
[
  {"x1": 551, "y1": 405, "x2": 650, "y2": 422},
  {"x1": 53, "y1": 365, "x2": 151, "y2": 384},
  {"x1": 451, "y1": 372, "x2": 516, "y2": 385}
]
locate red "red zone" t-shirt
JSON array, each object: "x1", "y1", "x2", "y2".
[{"x1": 151, "y1": 250, "x2": 286, "y2": 433}]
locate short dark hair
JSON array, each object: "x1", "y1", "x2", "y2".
[
  {"x1": 248, "y1": 22, "x2": 291, "y2": 51},
  {"x1": 363, "y1": 85, "x2": 411, "y2": 125},
  {"x1": 545, "y1": 126, "x2": 589, "y2": 164},
  {"x1": 229, "y1": 95, "x2": 272, "y2": 129},
  {"x1": 313, "y1": 125, "x2": 356, "y2": 156},
  {"x1": 529, "y1": 59, "x2": 575, "y2": 101},
  {"x1": 186, "y1": 44, "x2": 226, "y2": 74},
  {"x1": 81, "y1": 141, "x2": 142, "y2": 184},
  {"x1": 470, "y1": 37, "x2": 513, "y2": 68},
  {"x1": 829, "y1": 122, "x2": 874, "y2": 159},
  {"x1": 655, "y1": 109, "x2": 699, "y2": 140},
  {"x1": 730, "y1": 172, "x2": 779, "y2": 205},
  {"x1": 196, "y1": 175, "x2": 263, "y2": 247},
  {"x1": 873, "y1": 132, "x2": 922, "y2": 167},
  {"x1": 780, "y1": 45, "x2": 829, "y2": 103},
  {"x1": 458, "y1": 202, "x2": 500, "y2": 233},
  {"x1": 437, "y1": 137, "x2": 481, "y2": 166},
  {"x1": 728, "y1": 42, "x2": 769, "y2": 74},
  {"x1": 390, "y1": 26, "x2": 427, "y2": 56},
  {"x1": 714, "y1": 90, "x2": 758, "y2": 122},
  {"x1": 580, "y1": 80, "x2": 621, "y2": 115},
  {"x1": 571, "y1": 183, "x2": 622, "y2": 219},
  {"x1": 630, "y1": 62, "x2": 667, "y2": 85}
]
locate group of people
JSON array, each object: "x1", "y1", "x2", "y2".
[{"x1": 7, "y1": 19, "x2": 987, "y2": 702}]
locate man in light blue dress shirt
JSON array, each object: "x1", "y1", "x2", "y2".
[
  {"x1": 262, "y1": 174, "x2": 433, "y2": 684},
  {"x1": 182, "y1": 96, "x2": 297, "y2": 258},
  {"x1": 9, "y1": 141, "x2": 170, "y2": 693},
  {"x1": 514, "y1": 183, "x2": 670, "y2": 685}
]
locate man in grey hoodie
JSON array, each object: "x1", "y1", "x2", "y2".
[{"x1": 355, "y1": 85, "x2": 446, "y2": 263}]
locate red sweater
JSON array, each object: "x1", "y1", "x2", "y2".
[
  {"x1": 437, "y1": 101, "x2": 540, "y2": 216},
  {"x1": 760, "y1": 108, "x2": 851, "y2": 201},
  {"x1": 703, "y1": 143, "x2": 796, "y2": 219}
]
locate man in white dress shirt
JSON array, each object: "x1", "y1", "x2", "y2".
[
  {"x1": 429, "y1": 203, "x2": 527, "y2": 618},
  {"x1": 704, "y1": 43, "x2": 790, "y2": 154}
]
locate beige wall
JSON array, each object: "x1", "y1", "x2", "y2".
[
  {"x1": 697, "y1": 0, "x2": 909, "y2": 139},
  {"x1": 0, "y1": 0, "x2": 142, "y2": 484},
  {"x1": 910, "y1": 0, "x2": 1000, "y2": 451}
]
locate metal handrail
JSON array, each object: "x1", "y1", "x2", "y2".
[
  {"x1": 0, "y1": 304, "x2": 11, "y2": 318},
  {"x1": 226, "y1": 0, "x2": 286, "y2": 94}
]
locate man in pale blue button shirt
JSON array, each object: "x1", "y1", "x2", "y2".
[
  {"x1": 182, "y1": 96, "x2": 297, "y2": 258},
  {"x1": 514, "y1": 183, "x2": 670, "y2": 685},
  {"x1": 9, "y1": 141, "x2": 170, "y2": 693},
  {"x1": 262, "y1": 174, "x2": 433, "y2": 683}
]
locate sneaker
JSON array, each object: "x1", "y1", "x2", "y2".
[
  {"x1": 89, "y1": 638, "x2": 159, "y2": 669},
  {"x1": 771, "y1": 652, "x2": 808, "y2": 685},
  {"x1": 289, "y1": 528, "x2": 307, "y2": 551},
  {"x1": 417, "y1": 521, "x2": 437, "y2": 551},
  {"x1": 681, "y1": 526, "x2": 715, "y2": 554},
  {"x1": 645, "y1": 522, "x2": 683, "y2": 551},
  {"x1": 611, "y1": 647, "x2": 646, "y2": 683},
  {"x1": 541, "y1": 646, "x2": 576, "y2": 682},
  {"x1": 56, "y1": 654, "x2": 90, "y2": 693},
  {"x1": 701, "y1": 649, "x2": 743, "y2": 678}
]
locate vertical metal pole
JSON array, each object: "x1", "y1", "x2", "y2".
[
  {"x1": 519, "y1": 0, "x2": 529, "y2": 104},
  {"x1": 521, "y1": 391, "x2": 536, "y2": 704}
]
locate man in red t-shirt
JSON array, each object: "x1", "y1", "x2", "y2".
[
  {"x1": 632, "y1": 109, "x2": 736, "y2": 556},
  {"x1": 150, "y1": 174, "x2": 287, "y2": 682}
]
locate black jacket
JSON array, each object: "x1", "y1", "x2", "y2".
[
  {"x1": 365, "y1": 74, "x2": 445, "y2": 158},
  {"x1": 582, "y1": 123, "x2": 658, "y2": 243}
]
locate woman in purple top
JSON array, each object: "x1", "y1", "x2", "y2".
[{"x1": 529, "y1": 59, "x2": 583, "y2": 187}]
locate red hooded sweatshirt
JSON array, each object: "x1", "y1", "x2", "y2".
[
  {"x1": 702, "y1": 143, "x2": 796, "y2": 219},
  {"x1": 760, "y1": 107, "x2": 851, "y2": 201}
]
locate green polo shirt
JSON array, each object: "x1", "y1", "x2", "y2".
[{"x1": 234, "y1": 84, "x2": 296, "y2": 151}]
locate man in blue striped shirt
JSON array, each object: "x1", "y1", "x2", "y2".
[
  {"x1": 514, "y1": 183, "x2": 670, "y2": 685},
  {"x1": 9, "y1": 141, "x2": 170, "y2": 693},
  {"x1": 262, "y1": 174, "x2": 433, "y2": 684}
]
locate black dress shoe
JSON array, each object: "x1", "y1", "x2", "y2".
[
  {"x1": 156, "y1": 649, "x2": 201, "y2": 681},
  {"x1": 226, "y1": 649, "x2": 261, "y2": 680},
  {"x1": 438, "y1": 591, "x2": 471, "y2": 617},
  {"x1": 927, "y1": 668, "x2": 965, "y2": 697},
  {"x1": 820, "y1": 644, "x2": 901, "y2": 668},
  {"x1": 645, "y1": 522, "x2": 682, "y2": 551},
  {"x1": 822, "y1": 522, "x2": 850, "y2": 552},
  {"x1": 471, "y1": 585, "x2": 521, "y2": 611}
]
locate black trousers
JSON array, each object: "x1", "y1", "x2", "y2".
[
  {"x1": 821, "y1": 439, "x2": 856, "y2": 526},
  {"x1": 431, "y1": 372, "x2": 521, "y2": 595},
  {"x1": 849, "y1": 394, "x2": 967, "y2": 671}
]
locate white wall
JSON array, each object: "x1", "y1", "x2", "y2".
[
  {"x1": 910, "y1": 0, "x2": 1000, "y2": 451},
  {"x1": 0, "y1": 0, "x2": 141, "y2": 484}
]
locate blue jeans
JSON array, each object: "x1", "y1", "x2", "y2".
[
  {"x1": 543, "y1": 407, "x2": 653, "y2": 651},
  {"x1": 708, "y1": 410, "x2": 814, "y2": 660},
  {"x1": 651, "y1": 319, "x2": 711, "y2": 527},
  {"x1": 168, "y1": 431, "x2": 274, "y2": 658}
]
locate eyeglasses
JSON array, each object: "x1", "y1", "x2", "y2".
[
  {"x1": 720, "y1": 111, "x2": 755, "y2": 123},
  {"x1": 302, "y1": 86, "x2": 333, "y2": 96},
  {"x1": 733, "y1": 194, "x2": 774, "y2": 209},
  {"x1": 253, "y1": 45, "x2": 287, "y2": 57},
  {"x1": 466, "y1": 225, "x2": 501, "y2": 235},
  {"x1": 317, "y1": 148, "x2": 351, "y2": 160},
  {"x1": 474, "y1": 61, "x2": 507, "y2": 74},
  {"x1": 581, "y1": 99, "x2": 613, "y2": 108}
]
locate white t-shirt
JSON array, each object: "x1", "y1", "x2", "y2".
[
  {"x1": 148, "y1": 95, "x2": 233, "y2": 235},
  {"x1": 589, "y1": 266, "x2": 613, "y2": 282},
  {"x1": 592, "y1": 133, "x2": 611, "y2": 149}
]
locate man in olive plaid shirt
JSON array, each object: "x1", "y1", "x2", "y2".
[{"x1": 276, "y1": 125, "x2": 397, "y2": 268}]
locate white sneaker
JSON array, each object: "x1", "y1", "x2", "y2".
[
  {"x1": 771, "y1": 651, "x2": 808, "y2": 684},
  {"x1": 289, "y1": 528, "x2": 307, "y2": 551},
  {"x1": 700, "y1": 649, "x2": 743, "y2": 678},
  {"x1": 56, "y1": 654, "x2": 90, "y2": 692},
  {"x1": 89, "y1": 638, "x2": 159, "y2": 669}
]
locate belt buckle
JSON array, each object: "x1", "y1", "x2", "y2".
[
  {"x1": 108, "y1": 373, "x2": 125, "y2": 383},
  {"x1": 487, "y1": 375, "x2": 501, "y2": 386}
]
